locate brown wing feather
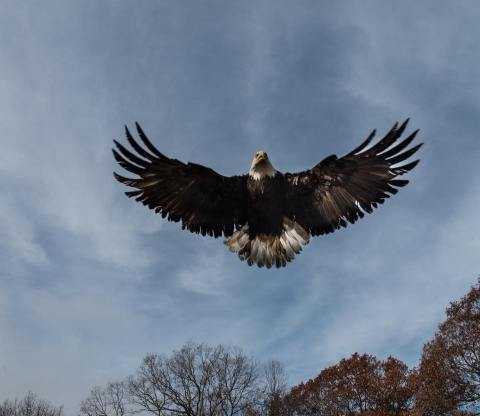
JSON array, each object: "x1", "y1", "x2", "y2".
[
  {"x1": 285, "y1": 120, "x2": 422, "y2": 236},
  {"x1": 113, "y1": 124, "x2": 248, "y2": 238}
]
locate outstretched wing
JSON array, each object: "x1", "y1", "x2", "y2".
[
  {"x1": 113, "y1": 123, "x2": 248, "y2": 237},
  {"x1": 285, "y1": 119, "x2": 422, "y2": 236}
]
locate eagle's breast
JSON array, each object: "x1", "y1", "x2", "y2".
[{"x1": 246, "y1": 173, "x2": 286, "y2": 237}]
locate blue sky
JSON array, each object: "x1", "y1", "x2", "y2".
[{"x1": 1, "y1": 0, "x2": 480, "y2": 413}]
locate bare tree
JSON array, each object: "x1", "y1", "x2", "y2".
[
  {"x1": 0, "y1": 392, "x2": 63, "y2": 416},
  {"x1": 262, "y1": 360, "x2": 288, "y2": 416},
  {"x1": 263, "y1": 361, "x2": 288, "y2": 398},
  {"x1": 127, "y1": 341, "x2": 260, "y2": 416},
  {"x1": 79, "y1": 382, "x2": 129, "y2": 416}
]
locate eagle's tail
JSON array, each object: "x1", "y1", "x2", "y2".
[{"x1": 225, "y1": 217, "x2": 310, "y2": 268}]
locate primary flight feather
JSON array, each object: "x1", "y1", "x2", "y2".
[{"x1": 113, "y1": 119, "x2": 422, "y2": 268}]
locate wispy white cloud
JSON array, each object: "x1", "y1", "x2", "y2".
[
  {"x1": 178, "y1": 243, "x2": 235, "y2": 296},
  {"x1": 0, "y1": 197, "x2": 49, "y2": 267}
]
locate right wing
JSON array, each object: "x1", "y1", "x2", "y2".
[{"x1": 113, "y1": 123, "x2": 248, "y2": 238}]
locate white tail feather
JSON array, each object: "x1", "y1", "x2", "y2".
[{"x1": 225, "y1": 218, "x2": 310, "y2": 268}]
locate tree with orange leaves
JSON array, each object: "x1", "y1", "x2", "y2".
[
  {"x1": 285, "y1": 353, "x2": 416, "y2": 415},
  {"x1": 416, "y1": 281, "x2": 480, "y2": 415},
  {"x1": 374, "y1": 357, "x2": 418, "y2": 415}
]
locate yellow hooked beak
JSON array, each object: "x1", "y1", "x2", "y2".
[{"x1": 256, "y1": 151, "x2": 268, "y2": 161}]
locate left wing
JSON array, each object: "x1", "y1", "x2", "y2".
[{"x1": 285, "y1": 119, "x2": 422, "y2": 236}]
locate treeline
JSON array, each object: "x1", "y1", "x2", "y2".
[
  {"x1": 2, "y1": 280, "x2": 479, "y2": 415},
  {"x1": 0, "y1": 392, "x2": 63, "y2": 416},
  {"x1": 79, "y1": 344, "x2": 290, "y2": 416}
]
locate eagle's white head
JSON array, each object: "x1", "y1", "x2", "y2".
[{"x1": 249, "y1": 150, "x2": 277, "y2": 180}]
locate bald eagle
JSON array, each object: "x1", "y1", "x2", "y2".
[{"x1": 113, "y1": 119, "x2": 421, "y2": 268}]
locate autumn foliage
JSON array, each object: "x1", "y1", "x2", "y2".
[
  {"x1": 278, "y1": 281, "x2": 480, "y2": 416},
  {"x1": 415, "y1": 282, "x2": 480, "y2": 415},
  {"x1": 284, "y1": 354, "x2": 417, "y2": 415}
]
